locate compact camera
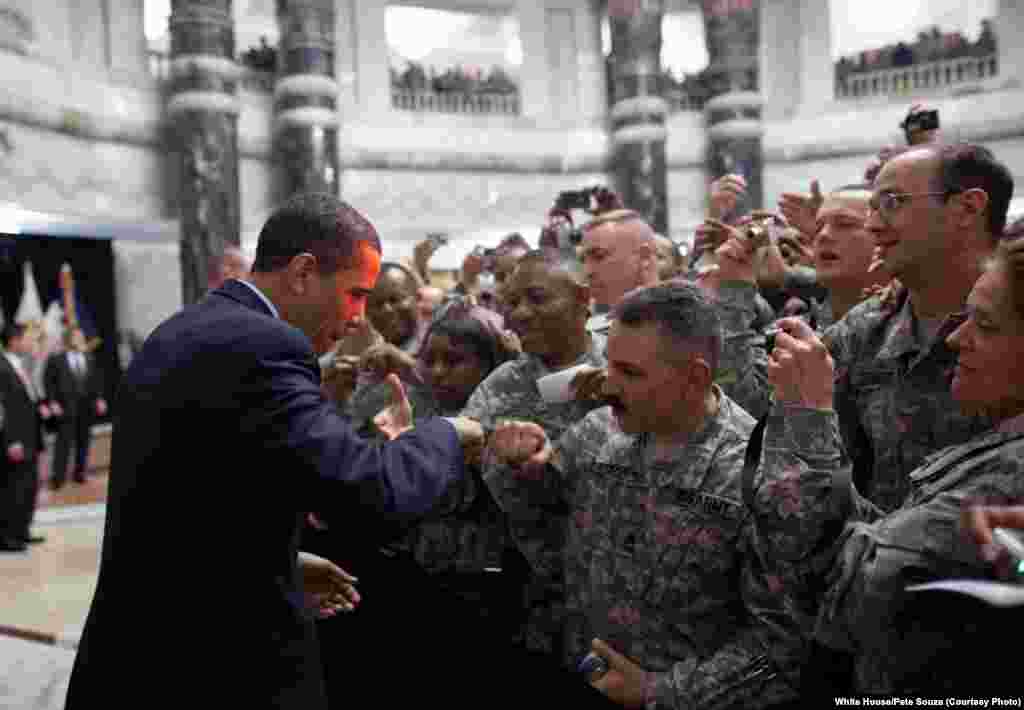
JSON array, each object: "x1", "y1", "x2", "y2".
[{"x1": 901, "y1": 109, "x2": 939, "y2": 142}]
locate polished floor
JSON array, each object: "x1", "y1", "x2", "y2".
[{"x1": 1, "y1": 449, "x2": 108, "y2": 644}]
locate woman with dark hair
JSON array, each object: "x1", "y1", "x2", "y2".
[{"x1": 311, "y1": 299, "x2": 536, "y2": 708}]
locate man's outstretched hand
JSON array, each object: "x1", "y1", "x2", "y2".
[{"x1": 298, "y1": 551, "x2": 361, "y2": 618}]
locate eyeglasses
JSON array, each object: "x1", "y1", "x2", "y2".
[{"x1": 868, "y1": 190, "x2": 960, "y2": 222}]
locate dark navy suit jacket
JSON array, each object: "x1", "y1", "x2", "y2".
[{"x1": 66, "y1": 279, "x2": 465, "y2": 709}]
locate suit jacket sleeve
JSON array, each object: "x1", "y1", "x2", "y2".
[{"x1": 236, "y1": 345, "x2": 467, "y2": 532}]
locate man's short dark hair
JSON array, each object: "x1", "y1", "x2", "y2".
[
  {"x1": 1, "y1": 322, "x2": 28, "y2": 348},
  {"x1": 927, "y1": 143, "x2": 1014, "y2": 238},
  {"x1": 252, "y1": 193, "x2": 382, "y2": 274},
  {"x1": 611, "y1": 280, "x2": 722, "y2": 373}
]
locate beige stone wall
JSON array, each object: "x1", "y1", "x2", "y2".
[{"x1": 0, "y1": 0, "x2": 1023, "y2": 333}]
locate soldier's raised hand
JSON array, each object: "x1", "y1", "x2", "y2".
[
  {"x1": 779, "y1": 179, "x2": 823, "y2": 239},
  {"x1": 766, "y1": 317, "x2": 835, "y2": 411},
  {"x1": 359, "y1": 343, "x2": 417, "y2": 381},
  {"x1": 708, "y1": 173, "x2": 747, "y2": 219}
]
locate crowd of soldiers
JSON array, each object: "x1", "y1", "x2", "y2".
[{"x1": 304, "y1": 108, "x2": 1024, "y2": 707}]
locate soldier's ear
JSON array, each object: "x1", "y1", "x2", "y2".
[{"x1": 683, "y1": 355, "x2": 713, "y2": 394}]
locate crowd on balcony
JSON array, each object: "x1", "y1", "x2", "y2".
[
  {"x1": 390, "y1": 62, "x2": 519, "y2": 96},
  {"x1": 835, "y1": 20, "x2": 997, "y2": 81},
  {"x1": 240, "y1": 37, "x2": 277, "y2": 74}
]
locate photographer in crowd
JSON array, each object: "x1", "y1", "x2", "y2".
[
  {"x1": 750, "y1": 230, "x2": 1024, "y2": 695},
  {"x1": 698, "y1": 183, "x2": 890, "y2": 417},
  {"x1": 702, "y1": 144, "x2": 1009, "y2": 515}
]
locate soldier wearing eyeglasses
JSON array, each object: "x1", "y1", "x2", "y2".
[
  {"x1": 822, "y1": 143, "x2": 1012, "y2": 513},
  {"x1": 703, "y1": 143, "x2": 1011, "y2": 515}
]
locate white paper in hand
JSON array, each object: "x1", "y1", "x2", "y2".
[
  {"x1": 906, "y1": 579, "x2": 1024, "y2": 608},
  {"x1": 537, "y1": 363, "x2": 593, "y2": 404}
]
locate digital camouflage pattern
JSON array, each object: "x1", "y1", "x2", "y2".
[
  {"x1": 485, "y1": 390, "x2": 802, "y2": 709},
  {"x1": 715, "y1": 282, "x2": 991, "y2": 512},
  {"x1": 711, "y1": 282, "x2": 774, "y2": 420},
  {"x1": 349, "y1": 383, "x2": 512, "y2": 578},
  {"x1": 461, "y1": 335, "x2": 607, "y2": 656},
  {"x1": 827, "y1": 287, "x2": 992, "y2": 512},
  {"x1": 753, "y1": 402, "x2": 1024, "y2": 693}
]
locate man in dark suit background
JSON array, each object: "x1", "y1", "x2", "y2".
[
  {"x1": 43, "y1": 326, "x2": 106, "y2": 489},
  {"x1": 66, "y1": 194, "x2": 484, "y2": 709},
  {"x1": 0, "y1": 322, "x2": 47, "y2": 551}
]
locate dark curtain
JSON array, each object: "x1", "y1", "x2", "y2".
[{"x1": 0, "y1": 233, "x2": 119, "y2": 420}]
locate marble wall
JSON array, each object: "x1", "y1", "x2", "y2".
[
  {"x1": 112, "y1": 240, "x2": 182, "y2": 340},
  {"x1": 0, "y1": 0, "x2": 1023, "y2": 335}
]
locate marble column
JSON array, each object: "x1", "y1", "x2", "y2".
[
  {"x1": 701, "y1": 0, "x2": 763, "y2": 211},
  {"x1": 275, "y1": 0, "x2": 339, "y2": 198},
  {"x1": 758, "y1": 0, "x2": 799, "y2": 121},
  {"x1": 798, "y1": 0, "x2": 832, "y2": 114},
  {"x1": 608, "y1": 0, "x2": 668, "y2": 235},
  {"x1": 108, "y1": 0, "x2": 150, "y2": 81},
  {"x1": 168, "y1": 0, "x2": 241, "y2": 306}
]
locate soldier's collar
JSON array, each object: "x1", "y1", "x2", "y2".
[
  {"x1": 586, "y1": 312, "x2": 611, "y2": 334},
  {"x1": 876, "y1": 294, "x2": 965, "y2": 361}
]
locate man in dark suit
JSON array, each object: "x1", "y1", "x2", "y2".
[
  {"x1": 0, "y1": 322, "x2": 47, "y2": 551},
  {"x1": 65, "y1": 195, "x2": 484, "y2": 709},
  {"x1": 43, "y1": 327, "x2": 106, "y2": 489}
]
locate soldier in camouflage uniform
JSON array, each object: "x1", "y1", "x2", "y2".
[
  {"x1": 752, "y1": 232, "x2": 1024, "y2": 693},
  {"x1": 488, "y1": 282, "x2": 801, "y2": 709},
  {"x1": 701, "y1": 185, "x2": 885, "y2": 416},
  {"x1": 579, "y1": 210, "x2": 660, "y2": 337},
  {"x1": 370, "y1": 301, "x2": 517, "y2": 585},
  {"x1": 462, "y1": 250, "x2": 608, "y2": 659},
  {"x1": 705, "y1": 146, "x2": 1010, "y2": 513}
]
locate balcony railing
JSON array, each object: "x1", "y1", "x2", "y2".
[
  {"x1": 836, "y1": 52, "x2": 998, "y2": 100},
  {"x1": 146, "y1": 50, "x2": 274, "y2": 93},
  {"x1": 666, "y1": 90, "x2": 706, "y2": 113},
  {"x1": 391, "y1": 88, "x2": 520, "y2": 116}
]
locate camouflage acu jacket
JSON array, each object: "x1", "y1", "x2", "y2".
[
  {"x1": 716, "y1": 282, "x2": 991, "y2": 512},
  {"x1": 753, "y1": 403, "x2": 1024, "y2": 694},
  {"x1": 485, "y1": 390, "x2": 801, "y2": 710},
  {"x1": 353, "y1": 389, "x2": 512, "y2": 577},
  {"x1": 828, "y1": 287, "x2": 992, "y2": 512},
  {"x1": 461, "y1": 336, "x2": 606, "y2": 654}
]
